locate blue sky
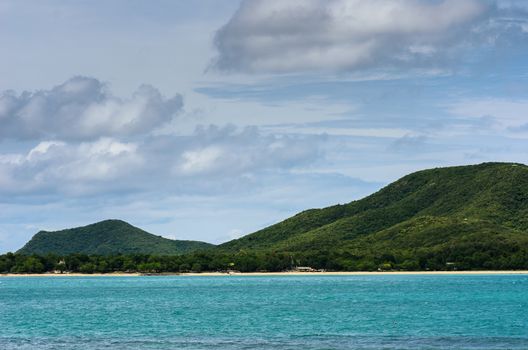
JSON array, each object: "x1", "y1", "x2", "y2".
[{"x1": 1, "y1": 0, "x2": 528, "y2": 252}]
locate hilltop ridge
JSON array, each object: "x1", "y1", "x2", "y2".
[{"x1": 18, "y1": 219, "x2": 214, "y2": 255}]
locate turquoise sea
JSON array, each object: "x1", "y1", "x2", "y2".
[{"x1": 0, "y1": 274, "x2": 527, "y2": 349}]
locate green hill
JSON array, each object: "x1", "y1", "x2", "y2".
[
  {"x1": 218, "y1": 162, "x2": 528, "y2": 269},
  {"x1": 17, "y1": 219, "x2": 214, "y2": 255},
  {"x1": 11, "y1": 162, "x2": 528, "y2": 271}
]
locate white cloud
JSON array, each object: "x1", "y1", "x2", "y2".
[
  {"x1": 180, "y1": 146, "x2": 225, "y2": 175},
  {"x1": 27, "y1": 141, "x2": 66, "y2": 161},
  {"x1": 173, "y1": 125, "x2": 322, "y2": 177},
  {"x1": 0, "y1": 76, "x2": 183, "y2": 140},
  {"x1": 213, "y1": 0, "x2": 492, "y2": 73},
  {"x1": 0, "y1": 138, "x2": 142, "y2": 195},
  {"x1": 0, "y1": 125, "x2": 324, "y2": 197}
]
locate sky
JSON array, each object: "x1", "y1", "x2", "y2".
[{"x1": 1, "y1": 0, "x2": 528, "y2": 252}]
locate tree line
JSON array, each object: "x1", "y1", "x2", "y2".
[{"x1": 1, "y1": 244, "x2": 528, "y2": 274}]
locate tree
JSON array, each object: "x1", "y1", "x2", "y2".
[
  {"x1": 191, "y1": 263, "x2": 202, "y2": 272},
  {"x1": 13, "y1": 256, "x2": 45, "y2": 273},
  {"x1": 79, "y1": 263, "x2": 96, "y2": 274},
  {"x1": 54, "y1": 259, "x2": 67, "y2": 273}
]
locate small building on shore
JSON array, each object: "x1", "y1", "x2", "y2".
[{"x1": 294, "y1": 266, "x2": 316, "y2": 272}]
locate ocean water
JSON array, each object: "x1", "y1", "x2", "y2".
[{"x1": 0, "y1": 275, "x2": 527, "y2": 350}]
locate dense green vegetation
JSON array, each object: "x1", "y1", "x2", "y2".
[
  {"x1": 4, "y1": 162, "x2": 528, "y2": 273},
  {"x1": 17, "y1": 219, "x2": 214, "y2": 255},
  {"x1": 215, "y1": 162, "x2": 528, "y2": 270},
  {"x1": 1, "y1": 242, "x2": 527, "y2": 274}
]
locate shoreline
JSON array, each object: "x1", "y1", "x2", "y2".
[{"x1": 2, "y1": 270, "x2": 528, "y2": 277}]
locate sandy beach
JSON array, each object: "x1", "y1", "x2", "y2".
[{"x1": 2, "y1": 270, "x2": 528, "y2": 277}]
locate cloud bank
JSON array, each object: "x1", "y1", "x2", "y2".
[
  {"x1": 0, "y1": 76, "x2": 183, "y2": 140},
  {"x1": 212, "y1": 0, "x2": 528, "y2": 73},
  {"x1": 0, "y1": 125, "x2": 324, "y2": 197}
]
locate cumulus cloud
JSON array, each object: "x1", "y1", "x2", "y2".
[
  {"x1": 173, "y1": 125, "x2": 321, "y2": 176},
  {"x1": 0, "y1": 76, "x2": 183, "y2": 140},
  {"x1": 0, "y1": 138, "x2": 142, "y2": 195},
  {"x1": 0, "y1": 125, "x2": 324, "y2": 196},
  {"x1": 212, "y1": 0, "x2": 528, "y2": 73}
]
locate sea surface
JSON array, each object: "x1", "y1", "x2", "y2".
[{"x1": 0, "y1": 274, "x2": 527, "y2": 349}]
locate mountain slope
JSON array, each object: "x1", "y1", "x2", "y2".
[
  {"x1": 219, "y1": 163, "x2": 528, "y2": 262},
  {"x1": 18, "y1": 219, "x2": 214, "y2": 255},
  {"x1": 14, "y1": 163, "x2": 528, "y2": 270}
]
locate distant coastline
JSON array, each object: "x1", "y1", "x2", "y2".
[
  {"x1": 10, "y1": 164, "x2": 528, "y2": 274},
  {"x1": 2, "y1": 270, "x2": 528, "y2": 277}
]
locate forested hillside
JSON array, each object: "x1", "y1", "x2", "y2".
[
  {"x1": 4, "y1": 163, "x2": 527, "y2": 273},
  {"x1": 17, "y1": 220, "x2": 214, "y2": 255}
]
